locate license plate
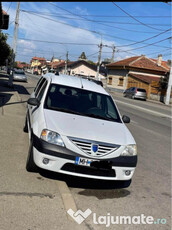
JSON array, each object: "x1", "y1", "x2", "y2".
[{"x1": 75, "y1": 157, "x2": 94, "y2": 167}]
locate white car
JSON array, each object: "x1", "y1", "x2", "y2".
[{"x1": 24, "y1": 73, "x2": 137, "y2": 187}]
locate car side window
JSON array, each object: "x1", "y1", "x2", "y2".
[
  {"x1": 35, "y1": 78, "x2": 46, "y2": 97},
  {"x1": 36, "y1": 80, "x2": 48, "y2": 102},
  {"x1": 34, "y1": 77, "x2": 43, "y2": 92}
]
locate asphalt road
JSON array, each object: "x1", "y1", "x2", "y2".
[{"x1": 0, "y1": 73, "x2": 171, "y2": 230}]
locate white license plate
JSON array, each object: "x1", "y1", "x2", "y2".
[{"x1": 75, "y1": 157, "x2": 94, "y2": 167}]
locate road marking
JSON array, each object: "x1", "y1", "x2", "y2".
[
  {"x1": 57, "y1": 180, "x2": 77, "y2": 221},
  {"x1": 115, "y1": 99, "x2": 172, "y2": 119}
]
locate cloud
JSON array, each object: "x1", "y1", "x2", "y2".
[{"x1": 3, "y1": 2, "x2": 142, "y2": 63}]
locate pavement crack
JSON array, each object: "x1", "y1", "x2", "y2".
[{"x1": 0, "y1": 192, "x2": 55, "y2": 199}]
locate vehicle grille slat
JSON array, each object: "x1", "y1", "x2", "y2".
[{"x1": 69, "y1": 137, "x2": 119, "y2": 157}]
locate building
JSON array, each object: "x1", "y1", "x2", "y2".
[
  {"x1": 30, "y1": 57, "x2": 46, "y2": 74},
  {"x1": 55, "y1": 60, "x2": 107, "y2": 80},
  {"x1": 106, "y1": 55, "x2": 170, "y2": 100}
]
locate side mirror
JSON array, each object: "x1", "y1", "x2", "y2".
[
  {"x1": 122, "y1": 115, "x2": 130, "y2": 123},
  {"x1": 27, "y1": 98, "x2": 40, "y2": 107}
]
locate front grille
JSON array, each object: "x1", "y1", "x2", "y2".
[
  {"x1": 69, "y1": 137, "x2": 120, "y2": 157},
  {"x1": 61, "y1": 163, "x2": 116, "y2": 177}
]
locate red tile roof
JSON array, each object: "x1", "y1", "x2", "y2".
[
  {"x1": 150, "y1": 59, "x2": 170, "y2": 71},
  {"x1": 32, "y1": 56, "x2": 46, "y2": 61},
  {"x1": 129, "y1": 73, "x2": 161, "y2": 84},
  {"x1": 2, "y1": 10, "x2": 7, "y2": 15},
  {"x1": 106, "y1": 56, "x2": 169, "y2": 72}
]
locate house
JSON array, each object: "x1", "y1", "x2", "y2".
[
  {"x1": 16, "y1": 61, "x2": 30, "y2": 70},
  {"x1": 55, "y1": 60, "x2": 107, "y2": 80},
  {"x1": 30, "y1": 57, "x2": 46, "y2": 74},
  {"x1": 106, "y1": 55, "x2": 170, "y2": 100},
  {"x1": 0, "y1": 9, "x2": 9, "y2": 30}
]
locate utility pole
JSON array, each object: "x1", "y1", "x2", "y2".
[
  {"x1": 64, "y1": 51, "x2": 68, "y2": 75},
  {"x1": 8, "y1": 2, "x2": 20, "y2": 87},
  {"x1": 111, "y1": 45, "x2": 115, "y2": 63},
  {"x1": 165, "y1": 65, "x2": 172, "y2": 105},
  {"x1": 96, "y1": 42, "x2": 103, "y2": 80}
]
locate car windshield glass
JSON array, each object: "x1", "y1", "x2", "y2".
[
  {"x1": 14, "y1": 70, "x2": 25, "y2": 74},
  {"x1": 44, "y1": 84, "x2": 122, "y2": 123},
  {"x1": 137, "y1": 88, "x2": 146, "y2": 92}
]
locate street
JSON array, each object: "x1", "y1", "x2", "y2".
[{"x1": 0, "y1": 72, "x2": 171, "y2": 230}]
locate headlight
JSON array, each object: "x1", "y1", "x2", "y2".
[
  {"x1": 120, "y1": 144, "x2": 137, "y2": 156},
  {"x1": 40, "y1": 129, "x2": 65, "y2": 147}
]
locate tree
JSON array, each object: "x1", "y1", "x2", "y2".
[
  {"x1": 78, "y1": 52, "x2": 87, "y2": 60},
  {"x1": 87, "y1": 60, "x2": 96, "y2": 65},
  {"x1": 0, "y1": 32, "x2": 12, "y2": 66}
]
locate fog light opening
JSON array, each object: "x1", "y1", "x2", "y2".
[
  {"x1": 125, "y1": 170, "x2": 131, "y2": 176},
  {"x1": 43, "y1": 158, "x2": 49, "y2": 165}
]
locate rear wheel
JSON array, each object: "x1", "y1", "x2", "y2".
[{"x1": 26, "y1": 140, "x2": 38, "y2": 172}]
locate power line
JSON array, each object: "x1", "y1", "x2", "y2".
[
  {"x1": 20, "y1": 10, "x2": 160, "y2": 34},
  {"x1": 6, "y1": 2, "x2": 12, "y2": 13},
  {"x1": 112, "y1": 2, "x2": 166, "y2": 31},
  {"x1": 21, "y1": 10, "x2": 170, "y2": 49},
  {"x1": 118, "y1": 37, "x2": 171, "y2": 52},
  {"x1": 18, "y1": 9, "x2": 172, "y2": 18},
  {"x1": 116, "y1": 28, "x2": 171, "y2": 47},
  {"x1": 22, "y1": 9, "x2": 171, "y2": 26},
  {"x1": 10, "y1": 36, "x2": 99, "y2": 46}
]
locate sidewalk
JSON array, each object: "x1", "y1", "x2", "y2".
[{"x1": 0, "y1": 71, "x2": 90, "y2": 230}]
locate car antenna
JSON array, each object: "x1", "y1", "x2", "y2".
[{"x1": 79, "y1": 75, "x2": 84, "y2": 89}]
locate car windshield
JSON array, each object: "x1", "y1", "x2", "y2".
[
  {"x1": 137, "y1": 88, "x2": 146, "y2": 92},
  {"x1": 14, "y1": 70, "x2": 25, "y2": 74},
  {"x1": 44, "y1": 84, "x2": 122, "y2": 123}
]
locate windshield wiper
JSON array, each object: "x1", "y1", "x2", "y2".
[
  {"x1": 48, "y1": 106, "x2": 84, "y2": 116},
  {"x1": 85, "y1": 113, "x2": 115, "y2": 121}
]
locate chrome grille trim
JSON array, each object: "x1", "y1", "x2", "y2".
[{"x1": 68, "y1": 136, "x2": 120, "y2": 157}]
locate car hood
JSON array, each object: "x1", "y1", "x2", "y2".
[{"x1": 44, "y1": 109, "x2": 135, "y2": 145}]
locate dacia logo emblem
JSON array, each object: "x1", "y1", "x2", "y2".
[{"x1": 92, "y1": 144, "x2": 98, "y2": 154}]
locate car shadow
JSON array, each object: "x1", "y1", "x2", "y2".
[{"x1": 0, "y1": 72, "x2": 30, "y2": 107}]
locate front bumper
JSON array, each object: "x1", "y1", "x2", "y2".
[{"x1": 32, "y1": 134, "x2": 137, "y2": 180}]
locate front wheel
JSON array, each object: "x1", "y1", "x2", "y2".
[{"x1": 26, "y1": 140, "x2": 38, "y2": 172}]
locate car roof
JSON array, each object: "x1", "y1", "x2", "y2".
[{"x1": 43, "y1": 73, "x2": 109, "y2": 95}]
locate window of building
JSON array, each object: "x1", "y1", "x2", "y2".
[
  {"x1": 118, "y1": 77, "x2": 124, "y2": 86},
  {"x1": 108, "y1": 77, "x2": 112, "y2": 85}
]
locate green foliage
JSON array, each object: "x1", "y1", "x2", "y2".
[
  {"x1": 87, "y1": 60, "x2": 96, "y2": 65},
  {"x1": 0, "y1": 32, "x2": 12, "y2": 66}
]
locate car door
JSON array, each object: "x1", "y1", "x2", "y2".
[{"x1": 27, "y1": 77, "x2": 47, "y2": 132}]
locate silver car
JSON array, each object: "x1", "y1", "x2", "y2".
[
  {"x1": 13, "y1": 69, "x2": 27, "y2": 82},
  {"x1": 123, "y1": 87, "x2": 147, "y2": 101}
]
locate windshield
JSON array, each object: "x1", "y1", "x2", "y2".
[
  {"x1": 14, "y1": 70, "x2": 25, "y2": 74},
  {"x1": 44, "y1": 84, "x2": 122, "y2": 123}
]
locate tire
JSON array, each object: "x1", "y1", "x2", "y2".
[
  {"x1": 26, "y1": 140, "x2": 38, "y2": 172},
  {"x1": 23, "y1": 116, "x2": 28, "y2": 133}
]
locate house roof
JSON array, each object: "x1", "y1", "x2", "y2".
[
  {"x1": 55, "y1": 60, "x2": 107, "y2": 75},
  {"x1": 32, "y1": 56, "x2": 46, "y2": 61},
  {"x1": 129, "y1": 73, "x2": 160, "y2": 84},
  {"x1": 150, "y1": 58, "x2": 170, "y2": 71},
  {"x1": 106, "y1": 55, "x2": 169, "y2": 73}
]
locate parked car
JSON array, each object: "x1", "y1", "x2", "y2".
[
  {"x1": 23, "y1": 73, "x2": 137, "y2": 187},
  {"x1": 13, "y1": 69, "x2": 27, "y2": 82},
  {"x1": 123, "y1": 87, "x2": 147, "y2": 101}
]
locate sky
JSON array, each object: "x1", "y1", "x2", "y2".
[{"x1": 2, "y1": 1, "x2": 172, "y2": 64}]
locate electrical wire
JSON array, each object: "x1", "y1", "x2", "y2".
[
  {"x1": 6, "y1": 2, "x2": 12, "y2": 13},
  {"x1": 112, "y1": 2, "x2": 166, "y2": 31},
  {"x1": 21, "y1": 10, "x2": 170, "y2": 49}
]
